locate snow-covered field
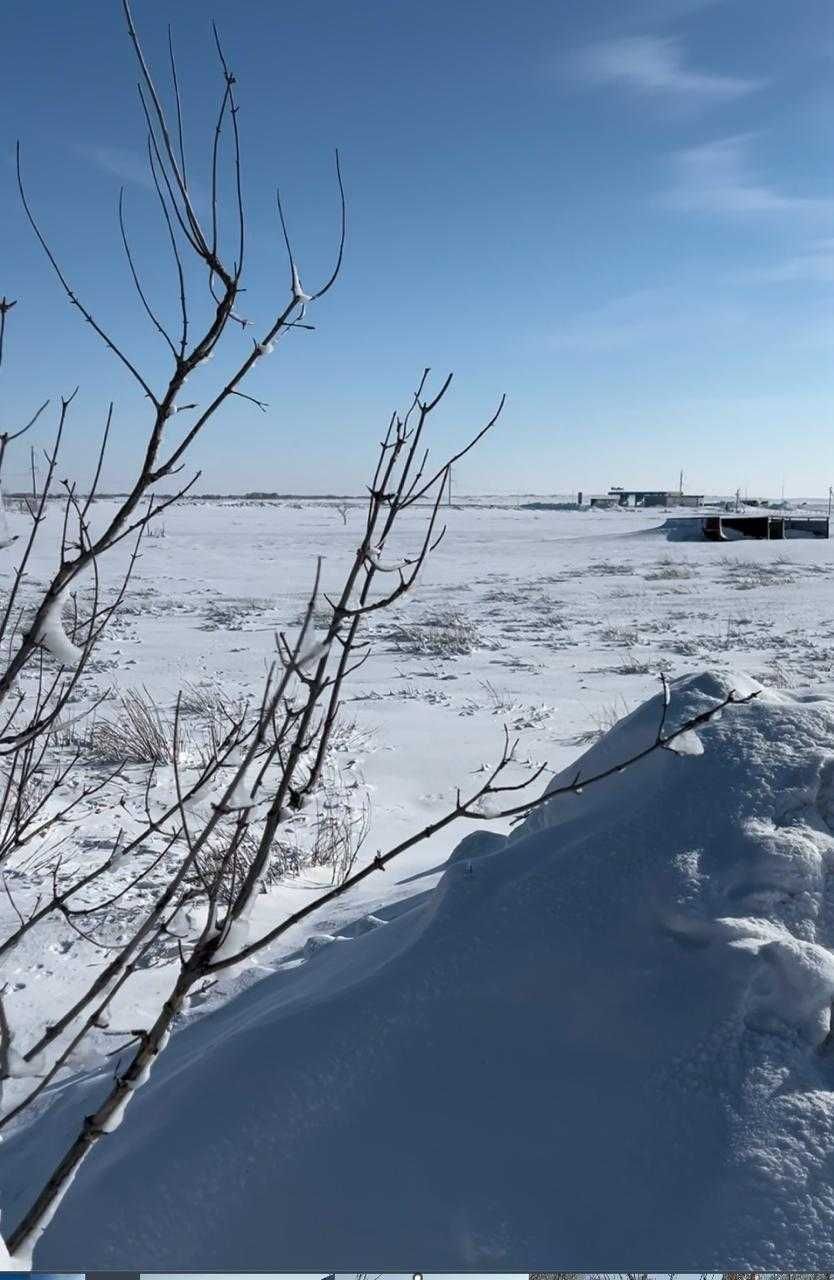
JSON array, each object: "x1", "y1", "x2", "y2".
[{"x1": 5, "y1": 497, "x2": 834, "y2": 1268}]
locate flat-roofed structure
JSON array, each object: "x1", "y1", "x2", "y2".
[{"x1": 609, "y1": 488, "x2": 705, "y2": 508}]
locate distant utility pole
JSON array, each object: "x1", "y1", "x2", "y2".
[
  {"x1": 29, "y1": 444, "x2": 42, "y2": 500},
  {"x1": 678, "y1": 468, "x2": 684, "y2": 497}
]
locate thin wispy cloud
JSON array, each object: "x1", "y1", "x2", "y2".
[
  {"x1": 666, "y1": 134, "x2": 833, "y2": 216},
  {"x1": 74, "y1": 142, "x2": 210, "y2": 221},
  {"x1": 756, "y1": 239, "x2": 834, "y2": 283},
  {"x1": 74, "y1": 143, "x2": 155, "y2": 191},
  {"x1": 548, "y1": 286, "x2": 750, "y2": 353},
  {"x1": 570, "y1": 34, "x2": 762, "y2": 101}
]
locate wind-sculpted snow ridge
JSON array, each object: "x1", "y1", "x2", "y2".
[{"x1": 6, "y1": 671, "x2": 834, "y2": 1268}]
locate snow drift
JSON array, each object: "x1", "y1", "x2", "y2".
[{"x1": 6, "y1": 671, "x2": 834, "y2": 1268}]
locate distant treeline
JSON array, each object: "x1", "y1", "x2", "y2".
[{"x1": 4, "y1": 491, "x2": 362, "y2": 501}]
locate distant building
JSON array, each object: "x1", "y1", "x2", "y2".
[{"x1": 608, "y1": 487, "x2": 704, "y2": 508}]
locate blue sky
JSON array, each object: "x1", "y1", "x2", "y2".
[{"x1": 1, "y1": 0, "x2": 832, "y2": 495}]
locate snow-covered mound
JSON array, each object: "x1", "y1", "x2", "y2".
[{"x1": 6, "y1": 671, "x2": 834, "y2": 1268}]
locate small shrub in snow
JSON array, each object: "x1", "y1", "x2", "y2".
[
  {"x1": 644, "y1": 560, "x2": 696, "y2": 581},
  {"x1": 753, "y1": 661, "x2": 800, "y2": 690},
  {"x1": 667, "y1": 636, "x2": 711, "y2": 657},
  {"x1": 598, "y1": 625, "x2": 643, "y2": 646},
  {"x1": 461, "y1": 685, "x2": 554, "y2": 729},
  {"x1": 478, "y1": 678, "x2": 517, "y2": 714},
  {"x1": 86, "y1": 689, "x2": 181, "y2": 765},
  {"x1": 391, "y1": 609, "x2": 498, "y2": 657},
  {"x1": 201, "y1": 599, "x2": 249, "y2": 631},
  {"x1": 291, "y1": 601, "x2": 335, "y2": 630},
  {"x1": 615, "y1": 650, "x2": 672, "y2": 676},
  {"x1": 570, "y1": 697, "x2": 632, "y2": 744},
  {"x1": 324, "y1": 714, "x2": 375, "y2": 756},
  {"x1": 201, "y1": 762, "x2": 371, "y2": 893},
  {"x1": 202, "y1": 824, "x2": 303, "y2": 892},
  {"x1": 307, "y1": 768, "x2": 371, "y2": 886},
  {"x1": 178, "y1": 680, "x2": 245, "y2": 723},
  {"x1": 586, "y1": 560, "x2": 635, "y2": 576},
  {"x1": 177, "y1": 683, "x2": 250, "y2": 770},
  {"x1": 718, "y1": 558, "x2": 797, "y2": 590},
  {"x1": 389, "y1": 682, "x2": 452, "y2": 706}
]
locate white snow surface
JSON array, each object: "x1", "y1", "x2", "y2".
[
  {"x1": 6, "y1": 665, "x2": 834, "y2": 1265},
  {"x1": 5, "y1": 498, "x2": 834, "y2": 1267}
]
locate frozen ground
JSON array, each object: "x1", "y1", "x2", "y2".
[{"x1": 4, "y1": 497, "x2": 834, "y2": 1267}]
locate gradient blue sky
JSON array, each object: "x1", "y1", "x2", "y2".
[{"x1": 1, "y1": 0, "x2": 832, "y2": 495}]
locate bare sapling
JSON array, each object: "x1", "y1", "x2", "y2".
[{"x1": 0, "y1": 3, "x2": 758, "y2": 1262}]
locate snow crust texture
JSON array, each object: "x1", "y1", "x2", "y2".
[{"x1": 6, "y1": 671, "x2": 834, "y2": 1267}]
